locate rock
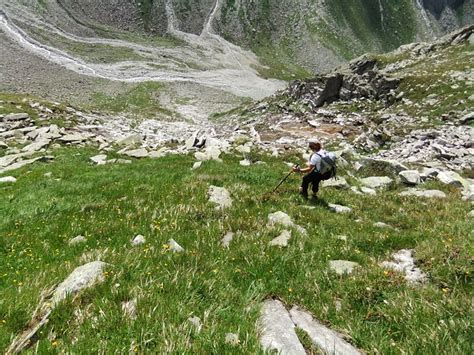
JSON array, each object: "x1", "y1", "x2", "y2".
[
  {"x1": 289, "y1": 307, "x2": 362, "y2": 355},
  {"x1": 208, "y1": 186, "x2": 232, "y2": 210},
  {"x1": 0, "y1": 157, "x2": 43, "y2": 175},
  {"x1": 259, "y1": 299, "x2": 305, "y2": 355},
  {"x1": 124, "y1": 148, "x2": 148, "y2": 158},
  {"x1": 0, "y1": 141, "x2": 8, "y2": 149},
  {"x1": 267, "y1": 211, "x2": 307, "y2": 235},
  {"x1": 131, "y1": 235, "x2": 146, "y2": 246},
  {"x1": 116, "y1": 134, "x2": 143, "y2": 146},
  {"x1": 399, "y1": 189, "x2": 446, "y2": 198},
  {"x1": 380, "y1": 249, "x2": 426, "y2": 284},
  {"x1": 168, "y1": 239, "x2": 184, "y2": 253},
  {"x1": 4, "y1": 113, "x2": 29, "y2": 121},
  {"x1": 195, "y1": 146, "x2": 222, "y2": 162},
  {"x1": 359, "y1": 158, "x2": 408, "y2": 175},
  {"x1": 437, "y1": 171, "x2": 468, "y2": 189},
  {"x1": 373, "y1": 222, "x2": 394, "y2": 229},
  {"x1": 221, "y1": 231, "x2": 234, "y2": 248},
  {"x1": 399, "y1": 170, "x2": 421, "y2": 185},
  {"x1": 328, "y1": 204, "x2": 352, "y2": 214},
  {"x1": 21, "y1": 139, "x2": 50, "y2": 153},
  {"x1": 360, "y1": 186, "x2": 376, "y2": 195},
  {"x1": 148, "y1": 150, "x2": 167, "y2": 159},
  {"x1": 52, "y1": 261, "x2": 107, "y2": 305},
  {"x1": 122, "y1": 299, "x2": 137, "y2": 320},
  {"x1": 185, "y1": 130, "x2": 200, "y2": 149},
  {"x1": 360, "y1": 176, "x2": 393, "y2": 189},
  {"x1": 188, "y1": 316, "x2": 202, "y2": 332},
  {"x1": 468, "y1": 210, "x2": 474, "y2": 217},
  {"x1": 321, "y1": 177, "x2": 350, "y2": 189},
  {"x1": 329, "y1": 260, "x2": 360, "y2": 275},
  {"x1": 192, "y1": 162, "x2": 202, "y2": 170},
  {"x1": 59, "y1": 134, "x2": 88, "y2": 142},
  {"x1": 239, "y1": 159, "x2": 251, "y2": 166},
  {"x1": 0, "y1": 176, "x2": 16, "y2": 183},
  {"x1": 225, "y1": 333, "x2": 240, "y2": 346},
  {"x1": 235, "y1": 144, "x2": 251, "y2": 154},
  {"x1": 90, "y1": 154, "x2": 107, "y2": 165},
  {"x1": 336, "y1": 235, "x2": 348, "y2": 241},
  {"x1": 269, "y1": 230, "x2": 292, "y2": 247},
  {"x1": 68, "y1": 235, "x2": 87, "y2": 245},
  {"x1": 44, "y1": 172, "x2": 52, "y2": 177}
]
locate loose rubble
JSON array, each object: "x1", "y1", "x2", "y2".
[{"x1": 380, "y1": 249, "x2": 427, "y2": 284}]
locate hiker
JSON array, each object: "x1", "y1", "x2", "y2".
[{"x1": 293, "y1": 141, "x2": 333, "y2": 198}]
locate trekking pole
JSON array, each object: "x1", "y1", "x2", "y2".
[{"x1": 272, "y1": 165, "x2": 299, "y2": 193}]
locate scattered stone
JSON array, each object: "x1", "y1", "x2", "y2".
[
  {"x1": 322, "y1": 177, "x2": 350, "y2": 189},
  {"x1": 289, "y1": 306, "x2": 362, "y2": 355},
  {"x1": 149, "y1": 150, "x2": 167, "y2": 159},
  {"x1": 0, "y1": 176, "x2": 16, "y2": 183},
  {"x1": 239, "y1": 159, "x2": 251, "y2": 166},
  {"x1": 4, "y1": 113, "x2": 29, "y2": 121},
  {"x1": 59, "y1": 134, "x2": 87, "y2": 143},
  {"x1": 124, "y1": 148, "x2": 148, "y2": 158},
  {"x1": 380, "y1": 249, "x2": 427, "y2": 284},
  {"x1": 437, "y1": 171, "x2": 468, "y2": 189},
  {"x1": 192, "y1": 162, "x2": 202, "y2": 170},
  {"x1": 328, "y1": 204, "x2": 352, "y2": 214},
  {"x1": 168, "y1": 239, "x2": 184, "y2": 253},
  {"x1": 468, "y1": 210, "x2": 474, "y2": 217},
  {"x1": 373, "y1": 222, "x2": 394, "y2": 229},
  {"x1": 90, "y1": 154, "x2": 107, "y2": 165},
  {"x1": 329, "y1": 260, "x2": 360, "y2": 275},
  {"x1": 131, "y1": 235, "x2": 146, "y2": 246},
  {"x1": 52, "y1": 261, "x2": 107, "y2": 305},
  {"x1": 399, "y1": 189, "x2": 446, "y2": 198},
  {"x1": 359, "y1": 158, "x2": 408, "y2": 175},
  {"x1": 336, "y1": 235, "x2": 348, "y2": 241},
  {"x1": 0, "y1": 141, "x2": 8, "y2": 149},
  {"x1": 188, "y1": 316, "x2": 202, "y2": 332},
  {"x1": 259, "y1": 299, "x2": 305, "y2": 354},
  {"x1": 221, "y1": 231, "x2": 234, "y2": 248},
  {"x1": 122, "y1": 299, "x2": 137, "y2": 320},
  {"x1": 225, "y1": 333, "x2": 240, "y2": 346},
  {"x1": 269, "y1": 230, "x2": 292, "y2": 247},
  {"x1": 360, "y1": 176, "x2": 393, "y2": 189},
  {"x1": 116, "y1": 134, "x2": 143, "y2": 146},
  {"x1": 21, "y1": 139, "x2": 50, "y2": 153},
  {"x1": 69, "y1": 235, "x2": 87, "y2": 245},
  {"x1": 44, "y1": 172, "x2": 52, "y2": 177},
  {"x1": 195, "y1": 146, "x2": 222, "y2": 162},
  {"x1": 399, "y1": 170, "x2": 421, "y2": 185},
  {"x1": 208, "y1": 186, "x2": 232, "y2": 210},
  {"x1": 360, "y1": 186, "x2": 376, "y2": 195},
  {"x1": 267, "y1": 211, "x2": 307, "y2": 235},
  {"x1": 0, "y1": 157, "x2": 43, "y2": 175}
]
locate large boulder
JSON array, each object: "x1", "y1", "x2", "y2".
[
  {"x1": 360, "y1": 176, "x2": 393, "y2": 189},
  {"x1": 399, "y1": 170, "x2": 421, "y2": 185}
]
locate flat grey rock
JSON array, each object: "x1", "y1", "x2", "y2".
[
  {"x1": 437, "y1": 171, "x2": 468, "y2": 189},
  {"x1": 399, "y1": 189, "x2": 446, "y2": 198},
  {"x1": 269, "y1": 230, "x2": 292, "y2": 247},
  {"x1": 59, "y1": 134, "x2": 88, "y2": 142},
  {"x1": 0, "y1": 176, "x2": 16, "y2": 183},
  {"x1": 221, "y1": 231, "x2": 234, "y2": 248},
  {"x1": 124, "y1": 148, "x2": 148, "y2": 158},
  {"x1": 195, "y1": 146, "x2": 222, "y2": 161},
  {"x1": 380, "y1": 249, "x2": 426, "y2": 284},
  {"x1": 328, "y1": 204, "x2": 352, "y2": 214},
  {"x1": 90, "y1": 154, "x2": 107, "y2": 164},
  {"x1": 289, "y1": 306, "x2": 362, "y2": 355},
  {"x1": 0, "y1": 157, "x2": 43, "y2": 175},
  {"x1": 4, "y1": 113, "x2": 29, "y2": 121},
  {"x1": 131, "y1": 235, "x2": 146, "y2": 246},
  {"x1": 468, "y1": 210, "x2": 474, "y2": 217},
  {"x1": 329, "y1": 260, "x2": 360, "y2": 275},
  {"x1": 52, "y1": 261, "x2": 107, "y2": 305},
  {"x1": 208, "y1": 186, "x2": 232, "y2": 210},
  {"x1": 169, "y1": 239, "x2": 184, "y2": 253},
  {"x1": 360, "y1": 176, "x2": 393, "y2": 189},
  {"x1": 260, "y1": 299, "x2": 305, "y2": 355},
  {"x1": 399, "y1": 170, "x2": 421, "y2": 185},
  {"x1": 116, "y1": 134, "x2": 143, "y2": 146},
  {"x1": 69, "y1": 235, "x2": 87, "y2": 245},
  {"x1": 239, "y1": 159, "x2": 251, "y2": 166},
  {"x1": 268, "y1": 211, "x2": 307, "y2": 235},
  {"x1": 21, "y1": 139, "x2": 50, "y2": 153},
  {"x1": 192, "y1": 161, "x2": 202, "y2": 170},
  {"x1": 373, "y1": 222, "x2": 394, "y2": 229},
  {"x1": 322, "y1": 177, "x2": 350, "y2": 189},
  {"x1": 360, "y1": 186, "x2": 376, "y2": 195}
]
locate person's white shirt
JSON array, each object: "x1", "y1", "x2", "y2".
[{"x1": 308, "y1": 150, "x2": 327, "y2": 172}]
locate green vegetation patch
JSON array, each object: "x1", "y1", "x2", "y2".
[
  {"x1": 0, "y1": 147, "x2": 472, "y2": 353},
  {"x1": 89, "y1": 82, "x2": 176, "y2": 119}
]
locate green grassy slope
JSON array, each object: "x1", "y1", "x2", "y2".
[{"x1": 0, "y1": 148, "x2": 472, "y2": 353}]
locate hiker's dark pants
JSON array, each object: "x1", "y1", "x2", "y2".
[{"x1": 301, "y1": 170, "x2": 331, "y2": 195}]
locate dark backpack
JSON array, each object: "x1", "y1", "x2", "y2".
[{"x1": 316, "y1": 152, "x2": 337, "y2": 180}]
